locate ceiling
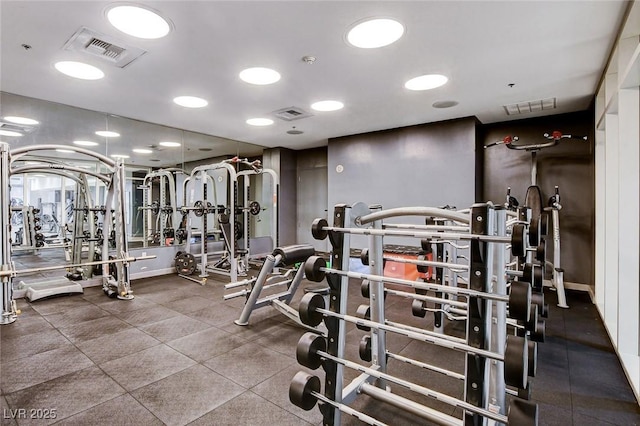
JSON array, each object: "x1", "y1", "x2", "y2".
[{"x1": 0, "y1": 1, "x2": 628, "y2": 166}]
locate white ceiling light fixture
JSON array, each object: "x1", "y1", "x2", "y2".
[
  {"x1": 111, "y1": 153, "x2": 130, "y2": 159},
  {"x1": 0, "y1": 130, "x2": 23, "y2": 137},
  {"x1": 246, "y1": 118, "x2": 274, "y2": 126},
  {"x1": 106, "y1": 4, "x2": 172, "y2": 39},
  {"x1": 159, "y1": 141, "x2": 181, "y2": 147},
  {"x1": 56, "y1": 148, "x2": 75, "y2": 153},
  {"x1": 73, "y1": 140, "x2": 99, "y2": 147},
  {"x1": 311, "y1": 100, "x2": 344, "y2": 112},
  {"x1": 239, "y1": 67, "x2": 281, "y2": 85},
  {"x1": 95, "y1": 130, "x2": 120, "y2": 137},
  {"x1": 405, "y1": 74, "x2": 448, "y2": 91},
  {"x1": 173, "y1": 96, "x2": 208, "y2": 108},
  {"x1": 133, "y1": 148, "x2": 152, "y2": 154},
  {"x1": 347, "y1": 18, "x2": 404, "y2": 48},
  {"x1": 4, "y1": 116, "x2": 39, "y2": 125},
  {"x1": 54, "y1": 61, "x2": 105, "y2": 80}
]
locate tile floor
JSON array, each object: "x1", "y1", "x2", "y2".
[{"x1": 0, "y1": 273, "x2": 638, "y2": 426}]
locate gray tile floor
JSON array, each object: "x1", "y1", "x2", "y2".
[{"x1": 1, "y1": 272, "x2": 639, "y2": 425}]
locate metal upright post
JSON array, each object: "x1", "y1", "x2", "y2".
[
  {"x1": 367, "y1": 204, "x2": 387, "y2": 386},
  {"x1": 488, "y1": 206, "x2": 507, "y2": 420},
  {"x1": 1, "y1": 143, "x2": 17, "y2": 324},
  {"x1": 113, "y1": 158, "x2": 133, "y2": 300},
  {"x1": 322, "y1": 204, "x2": 350, "y2": 426}
]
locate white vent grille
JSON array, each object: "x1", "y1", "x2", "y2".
[
  {"x1": 503, "y1": 98, "x2": 557, "y2": 115},
  {"x1": 272, "y1": 106, "x2": 313, "y2": 121},
  {"x1": 0, "y1": 121, "x2": 36, "y2": 134},
  {"x1": 63, "y1": 27, "x2": 146, "y2": 68}
]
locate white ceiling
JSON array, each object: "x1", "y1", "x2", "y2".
[{"x1": 0, "y1": 1, "x2": 628, "y2": 164}]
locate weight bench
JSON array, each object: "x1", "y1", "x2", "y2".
[{"x1": 225, "y1": 244, "x2": 325, "y2": 328}]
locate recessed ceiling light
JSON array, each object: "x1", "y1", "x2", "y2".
[
  {"x1": 311, "y1": 100, "x2": 344, "y2": 112},
  {"x1": 0, "y1": 130, "x2": 23, "y2": 137},
  {"x1": 111, "y1": 154, "x2": 130, "y2": 159},
  {"x1": 173, "y1": 96, "x2": 208, "y2": 108},
  {"x1": 239, "y1": 67, "x2": 281, "y2": 85},
  {"x1": 4, "y1": 116, "x2": 39, "y2": 125},
  {"x1": 95, "y1": 130, "x2": 120, "y2": 138},
  {"x1": 54, "y1": 61, "x2": 104, "y2": 80},
  {"x1": 432, "y1": 100, "x2": 459, "y2": 109},
  {"x1": 159, "y1": 141, "x2": 181, "y2": 147},
  {"x1": 287, "y1": 129, "x2": 304, "y2": 135},
  {"x1": 56, "y1": 149, "x2": 75, "y2": 153},
  {"x1": 405, "y1": 74, "x2": 448, "y2": 91},
  {"x1": 150, "y1": 159, "x2": 160, "y2": 162},
  {"x1": 199, "y1": 148, "x2": 213, "y2": 152},
  {"x1": 73, "y1": 140, "x2": 99, "y2": 147},
  {"x1": 133, "y1": 148, "x2": 153, "y2": 154},
  {"x1": 347, "y1": 18, "x2": 404, "y2": 48},
  {"x1": 246, "y1": 118, "x2": 274, "y2": 126},
  {"x1": 106, "y1": 5, "x2": 171, "y2": 39}
]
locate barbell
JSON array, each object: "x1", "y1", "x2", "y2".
[
  {"x1": 0, "y1": 254, "x2": 156, "y2": 278},
  {"x1": 297, "y1": 293, "x2": 529, "y2": 389},
  {"x1": 293, "y1": 332, "x2": 536, "y2": 424},
  {"x1": 303, "y1": 256, "x2": 531, "y2": 321}
]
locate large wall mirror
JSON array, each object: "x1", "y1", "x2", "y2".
[{"x1": 1, "y1": 92, "x2": 266, "y2": 267}]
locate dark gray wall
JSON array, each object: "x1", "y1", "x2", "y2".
[
  {"x1": 296, "y1": 148, "x2": 329, "y2": 252},
  {"x1": 482, "y1": 110, "x2": 595, "y2": 285},
  {"x1": 263, "y1": 147, "x2": 297, "y2": 246},
  {"x1": 327, "y1": 117, "x2": 479, "y2": 247}
]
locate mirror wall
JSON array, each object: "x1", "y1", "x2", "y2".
[{"x1": 1, "y1": 91, "x2": 267, "y2": 260}]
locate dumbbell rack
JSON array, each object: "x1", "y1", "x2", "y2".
[{"x1": 290, "y1": 202, "x2": 539, "y2": 425}]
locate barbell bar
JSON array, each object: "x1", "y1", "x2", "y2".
[
  {"x1": 304, "y1": 256, "x2": 531, "y2": 322},
  {"x1": 289, "y1": 371, "x2": 389, "y2": 426},
  {"x1": 0, "y1": 254, "x2": 156, "y2": 278},
  {"x1": 312, "y1": 218, "x2": 520, "y2": 245},
  {"x1": 297, "y1": 293, "x2": 529, "y2": 389},
  {"x1": 295, "y1": 332, "x2": 534, "y2": 424}
]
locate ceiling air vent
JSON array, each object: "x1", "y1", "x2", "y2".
[
  {"x1": 272, "y1": 106, "x2": 313, "y2": 121},
  {"x1": 503, "y1": 98, "x2": 556, "y2": 115},
  {"x1": 63, "y1": 26, "x2": 146, "y2": 68},
  {"x1": 0, "y1": 121, "x2": 37, "y2": 134}
]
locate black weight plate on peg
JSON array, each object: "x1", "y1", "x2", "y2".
[
  {"x1": 311, "y1": 218, "x2": 329, "y2": 240},
  {"x1": 530, "y1": 291, "x2": 548, "y2": 318},
  {"x1": 175, "y1": 252, "x2": 197, "y2": 275},
  {"x1": 508, "y1": 281, "x2": 531, "y2": 322},
  {"x1": 361, "y1": 279, "x2": 370, "y2": 298},
  {"x1": 411, "y1": 299, "x2": 426, "y2": 318},
  {"x1": 298, "y1": 292, "x2": 325, "y2": 327},
  {"x1": 507, "y1": 398, "x2": 539, "y2": 426},
  {"x1": 416, "y1": 254, "x2": 429, "y2": 273},
  {"x1": 193, "y1": 200, "x2": 204, "y2": 217},
  {"x1": 359, "y1": 335, "x2": 372, "y2": 362},
  {"x1": 289, "y1": 371, "x2": 320, "y2": 411},
  {"x1": 218, "y1": 213, "x2": 230, "y2": 224},
  {"x1": 249, "y1": 201, "x2": 261, "y2": 216},
  {"x1": 296, "y1": 332, "x2": 326, "y2": 370},
  {"x1": 504, "y1": 334, "x2": 528, "y2": 390},
  {"x1": 356, "y1": 304, "x2": 371, "y2": 331},
  {"x1": 360, "y1": 248, "x2": 369, "y2": 266},
  {"x1": 535, "y1": 239, "x2": 546, "y2": 263},
  {"x1": 304, "y1": 256, "x2": 326, "y2": 282},
  {"x1": 234, "y1": 221, "x2": 243, "y2": 241},
  {"x1": 511, "y1": 224, "x2": 526, "y2": 258},
  {"x1": 529, "y1": 216, "x2": 541, "y2": 246}
]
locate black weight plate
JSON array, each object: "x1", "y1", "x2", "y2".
[
  {"x1": 311, "y1": 218, "x2": 329, "y2": 240},
  {"x1": 360, "y1": 248, "x2": 369, "y2": 266},
  {"x1": 249, "y1": 201, "x2": 261, "y2": 215},
  {"x1": 175, "y1": 252, "x2": 197, "y2": 275},
  {"x1": 296, "y1": 332, "x2": 326, "y2": 370},
  {"x1": 504, "y1": 334, "x2": 528, "y2": 389},
  {"x1": 411, "y1": 299, "x2": 426, "y2": 318},
  {"x1": 356, "y1": 304, "x2": 371, "y2": 331},
  {"x1": 508, "y1": 281, "x2": 531, "y2": 322},
  {"x1": 289, "y1": 371, "x2": 320, "y2": 411},
  {"x1": 528, "y1": 339, "x2": 537, "y2": 377},
  {"x1": 511, "y1": 224, "x2": 526, "y2": 258},
  {"x1": 361, "y1": 279, "x2": 370, "y2": 298},
  {"x1": 304, "y1": 256, "x2": 326, "y2": 282},
  {"x1": 359, "y1": 335, "x2": 372, "y2": 362},
  {"x1": 529, "y1": 216, "x2": 540, "y2": 246},
  {"x1": 194, "y1": 200, "x2": 204, "y2": 217},
  {"x1": 507, "y1": 398, "x2": 538, "y2": 426},
  {"x1": 298, "y1": 292, "x2": 325, "y2": 326}
]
